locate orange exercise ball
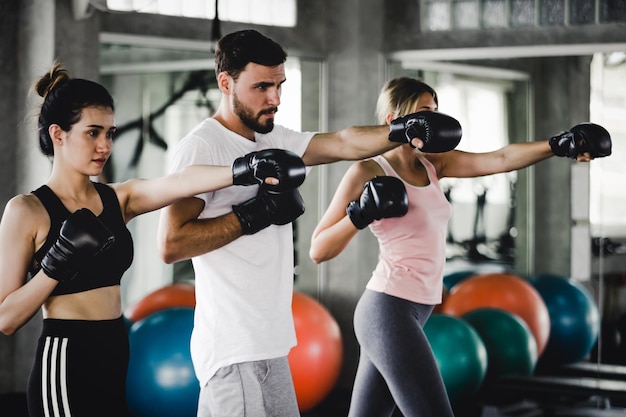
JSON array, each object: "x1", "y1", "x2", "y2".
[
  {"x1": 125, "y1": 282, "x2": 196, "y2": 323},
  {"x1": 288, "y1": 291, "x2": 343, "y2": 413},
  {"x1": 442, "y1": 272, "x2": 550, "y2": 356}
]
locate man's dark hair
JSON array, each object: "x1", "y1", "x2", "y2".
[{"x1": 215, "y1": 30, "x2": 287, "y2": 80}]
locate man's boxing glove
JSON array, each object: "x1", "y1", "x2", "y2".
[
  {"x1": 41, "y1": 208, "x2": 116, "y2": 282},
  {"x1": 233, "y1": 188, "x2": 305, "y2": 235},
  {"x1": 232, "y1": 148, "x2": 306, "y2": 192},
  {"x1": 347, "y1": 176, "x2": 409, "y2": 229},
  {"x1": 389, "y1": 111, "x2": 462, "y2": 153},
  {"x1": 549, "y1": 122, "x2": 612, "y2": 159}
]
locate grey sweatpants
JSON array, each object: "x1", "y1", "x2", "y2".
[
  {"x1": 197, "y1": 356, "x2": 300, "y2": 417},
  {"x1": 348, "y1": 289, "x2": 455, "y2": 417}
]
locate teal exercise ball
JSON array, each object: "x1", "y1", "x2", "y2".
[
  {"x1": 530, "y1": 274, "x2": 600, "y2": 366},
  {"x1": 126, "y1": 307, "x2": 199, "y2": 417},
  {"x1": 462, "y1": 308, "x2": 537, "y2": 382},
  {"x1": 424, "y1": 314, "x2": 488, "y2": 404},
  {"x1": 443, "y1": 270, "x2": 477, "y2": 291}
]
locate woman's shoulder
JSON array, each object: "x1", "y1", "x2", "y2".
[
  {"x1": 345, "y1": 158, "x2": 386, "y2": 182},
  {"x1": 1, "y1": 193, "x2": 49, "y2": 237},
  {"x1": 5, "y1": 193, "x2": 46, "y2": 216},
  {"x1": 104, "y1": 180, "x2": 132, "y2": 208},
  {"x1": 353, "y1": 158, "x2": 386, "y2": 174}
]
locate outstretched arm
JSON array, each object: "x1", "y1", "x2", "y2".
[
  {"x1": 302, "y1": 112, "x2": 463, "y2": 166},
  {"x1": 116, "y1": 148, "x2": 306, "y2": 222},
  {"x1": 435, "y1": 141, "x2": 554, "y2": 179},
  {"x1": 434, "y1": 122, "x2": 612, "y2": 179},
  {"x1": 302, "y1": 126, "x2": 406, "y2": 166},
  {"x1": 112, "y1": 165, "x2": 236, "y2": 223}
]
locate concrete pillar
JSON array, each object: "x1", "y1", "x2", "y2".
[
  {"x1": 16, "y1": 0, "x2": 55, "y2": 194},
  {"x1": 0, "y1": 1, "x2": 19, "y2": 207},
  {"x1": 0, "y1": 0, "x2": 56, "y2": 394},
  {"x1": 54, "y1": 0, "x2": 101, "y2": 81},
  {"x1": 0, "y1": 0, "x2": 21, "y2": 394},
  {"x1": 530, "y1": 56, "x2": 591, "y2": 277}
]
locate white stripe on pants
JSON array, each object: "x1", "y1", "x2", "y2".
[{"x1": 41, "y1": 336, "x2": 72, "y2": 417}]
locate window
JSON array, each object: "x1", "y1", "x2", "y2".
[
  {"x1": 590, "y1": 52, "x2": 626, "y2": 238},
  {"x1": 106, "y1": 0, "x2": 297, "y2": 27},
  {"x1": 422, "y1": 0, "x2": 626, "y2": 31}
]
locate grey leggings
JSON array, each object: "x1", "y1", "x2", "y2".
[{"x1": 348, "y1": 289, "x2": 455, "y2": 417}]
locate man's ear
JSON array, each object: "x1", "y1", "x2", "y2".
[{"x1": 217, "y1": 71, "x2": 231, "y2": 94}]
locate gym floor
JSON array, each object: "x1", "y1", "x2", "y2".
[{"x1": 6, "y1": 390, "x2": 626, "y2": 416}]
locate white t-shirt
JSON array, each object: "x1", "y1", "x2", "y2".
[{"x1": 168, "y1": 118, "x2": 315, "y2": 387}]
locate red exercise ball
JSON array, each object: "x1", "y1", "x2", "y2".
[
  {"x1": 288, "y1": 291, "x2": 343, "y2": 413},
  {"x1": 442, "y1": 272, "x2": 550, "y2": 356},
  {"x1": 125, "y1": 282, "x2": 196, "y2": 322}
]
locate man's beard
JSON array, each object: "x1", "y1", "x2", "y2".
[{"x1": 233, "y1": 92, "x2": 277, "y2": 134}]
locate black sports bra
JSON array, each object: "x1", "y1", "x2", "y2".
[{"x1": 30, "y1": 182, "x2": 134, "y2": 296}]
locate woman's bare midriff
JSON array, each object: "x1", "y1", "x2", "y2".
[{"x1": 43, "y1": 285, "x2": 122, "y2": 320}]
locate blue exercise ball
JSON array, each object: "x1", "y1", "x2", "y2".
[
  {"x1": 424, "y1": 314, "x2": 488, "y2": 404},
  {"x1": 530, "y1": 274, "x2": 600, "y2": 366},
  {"x1": 122, "y1": 315, "x2": 133, "y2": 333},
  {"x1": 126, "y1": 307, "x2": 199, "y2": 417}
]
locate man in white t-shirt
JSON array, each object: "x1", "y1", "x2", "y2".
[{"x1": 157, "y1": 29, "x2": 448, "y2": 416}]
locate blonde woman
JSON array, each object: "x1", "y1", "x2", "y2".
[{"x1": 310, "y1": 77, "x2": 611, "y2": 416}]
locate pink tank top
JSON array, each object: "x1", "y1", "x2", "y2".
[{"x1": 366, "y1": 155, "x2": 451, "y2": 304}]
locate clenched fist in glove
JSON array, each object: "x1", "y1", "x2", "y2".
[
  {"x1": 41, "y1": 208, "x2": 115, "y2": 282},
  {"x1": 347, "y1": 176, "x2": 409, "y2": 229},
  {"x1": 389, "y1": 111, "x2": 462, "y2": 153},
  {"x1": 233, "y1": 188, "x2": 305, "y2": 235},
  {"x1": 549, "y1": 123, "x2": 612, "y2": 160},
  {"x1": 232, "y1": 148, "x2": 306, "y2": 192}
]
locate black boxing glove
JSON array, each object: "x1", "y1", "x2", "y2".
[
  {"x1": 232, "y1": 149, "x2": 306, "y2": 192},
  {"x1": 233, "y1": 189, "x2": 305, "y2": 235},
  {"x1": 549, "y1": 123, "x2": 612, "y2": 159},
  {"x1": 41, "y1": 208, "x2": 115, "y2": 282},
  {"x1": 389, "y1": 111, "x2": 462, "y2": 153},
  {"x1": 347, "y1": 176, "x2": 409, "y2": 229}
]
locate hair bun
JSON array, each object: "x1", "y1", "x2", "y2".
[{"x1": 34, "y1": 61, "x2": 71, "y2": 99}]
